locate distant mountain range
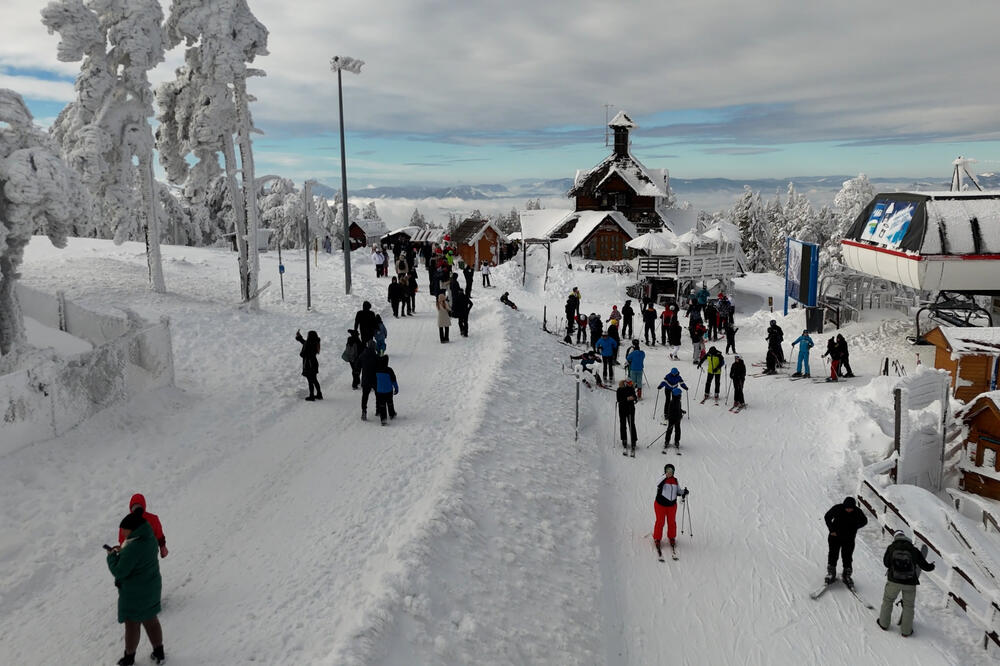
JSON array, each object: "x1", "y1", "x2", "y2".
[{"x1": 314, "y1": 173, "x2": 997, "y2": 204}]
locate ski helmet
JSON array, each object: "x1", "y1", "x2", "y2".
[
  {"x1": 670, "y1": 368, "x2": 678, "y2": 374},
  {"x1": 664, "y1": 463, "x2": 675, "y2": 473},
  {"x1": 672, "y1": 387, "x2": 682, "y2": 396}
]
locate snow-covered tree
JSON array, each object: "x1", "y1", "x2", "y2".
[
  {"x1": 0, "y1": 89, "x2": 88, "y2": 359},
  {"x1": 830, "y1": 174, "x2": 875, "y2": 260},
  {"x1": 157, "y1": 0, "x2": 269, "y2": 304},
  {"x1": 410, "y1": 208, "x2": 427, "y2": 229},
  {"x1": 362, "y1": 201, "x2": 380, "y2": 222},
  {"x1": 730, "y1": 186, "x2": 771, "y2": 271},
  {"x1": 258, "y1": 177, "x2": 303, "y2": 248},
  {"x1": 782, "y1": 182, "x2": 816, "y2": 245},
  {"x1": 765, "y1": 190, "x2": 787, "y2": 272},
  {"x1": 41, "y1": 0, "x2": 167, "y2": 292}
]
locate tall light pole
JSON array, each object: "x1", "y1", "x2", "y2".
[{"x1": 330, "y1": 55, "x2": 364, "y2": 295}]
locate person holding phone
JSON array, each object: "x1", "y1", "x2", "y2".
[{"x1": 107, "y1": 512, "x2": 165, "y2": 665}]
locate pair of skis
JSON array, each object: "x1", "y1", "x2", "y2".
[
  {"x1": 622, "y1": 446, "x2": 636, "y2": 458},
  {"x1": 699, "y1": 396, "x2": 720, "y2": 406},
  {"x1": 809, "y1": 579, "x2": 874, "y2": 610},
  {"x1": 729, "y1": 404, "x2": 746, "y2": 414},
  {"x1": 654, "y1": 540, "x2": 678, "y2": 562}
]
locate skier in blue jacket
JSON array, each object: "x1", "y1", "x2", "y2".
[
  {"x1": 790, "y1": 329, "x2": 814, "y2": 377},
  {"x1": 657, "y1": 368, "x2": 688, "y2": 421},
  {"x1": 625, "y1": 340, "x2": 646, "y2": 399},
  {"x1": 595, "y1": 332, "x2": 618, "y2": 383},
  {"x1": 374, "y1": 355, "x2": 399, "y2": 425}
]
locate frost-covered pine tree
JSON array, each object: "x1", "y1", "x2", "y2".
[
  {"x1": 362, "y1": 201, "x2": 380, "y2": 222},
  {"x1": 730, "y1": 186, "x2": 771, "y2": 271},
  {"x1": 783, "y1": 182, "x2": 816, "y2": 244},
  {"x1": 158, "y1": 0, "x2": 269, "y2": 304},
  {"x1": 258, "y1": 177, "x2": 304, "y2": 248},
  {"x1": 0, "y1": 89, "x2": 88, "y2": 361},
  {"x1": 765, "y1": 190, "x2": 788, "y2": 272},
  {"x1": 410, "y1": 208, "x2": 428, "y2": 229},
  {"x1": 41, "y1": 0, "x2": 167, "y2": 293},
  {"x1": 831, "y1": 174, "x2": 875, "y2": 261}
]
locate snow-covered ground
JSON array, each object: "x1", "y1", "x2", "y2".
[{"x1": 0, "y1": 237, "x2": 994, "y2": 664}]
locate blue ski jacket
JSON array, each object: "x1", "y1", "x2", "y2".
[
  {"x1": 658, "y1": 371, "x2": 688, "y2": 391},
  {"x1": 595, "y1": 336, "x2": 618, "y2": 358},
  {"x1": 625, "y1": 348, "x2": 646, "y2": 372}
]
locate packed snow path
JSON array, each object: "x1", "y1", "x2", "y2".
[{"x1": 1, "y1": 238, "x2": 991, "y2": 664}]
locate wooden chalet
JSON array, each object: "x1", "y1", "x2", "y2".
[
  {"x1": 959, "y1": 392, "x2": 1000, "y2": 501},
  {"x1": 450, "y1": 219, "x2": 505, "y2": 268},
  {"x1": 924, "y1": 326, "x2": 1000, "y2": 402},
  {"x1": 350, "y1": 218, "x2": 389, "y2": 250},
  {"x1": 519, "y1": 209, "x2": 637, "y2": 261},
  {"x1": 567, "y1": 111, "x2": 671, "y2": 235}
]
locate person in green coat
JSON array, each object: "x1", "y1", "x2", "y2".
[{"x1": 107, "y1": 511, "x2": 165, "y2": 665}]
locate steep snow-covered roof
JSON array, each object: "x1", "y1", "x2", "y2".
[
  {"x1": 450, "y1": 219, "x2": 506, "y2": 246},
  {"x1": 354, "y1": 218, "x2": 388, "y2": 236},
  {"x1": 608, "y1": 110, "x2": 637, "y2": 129},
  {"x1": 410, "y1": 228, "x2": 444, "y2": 243},
  {"x1": 937, "y1": 327, "x2": 1000, "y2": 355},
  {"x1": 569, "y1": 153, "x2": 668, "y2": 199},
  {"x1": 551, "y1": 211, "x2": 637, "y2": 256},
  {"x1": 519, "y1": 209, "x2": 574, "y2": 241}
]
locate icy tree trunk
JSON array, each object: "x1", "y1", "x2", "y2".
[
  {"x1": 0, "y1": 254, "x2": 25, "y2": 358},
  {"x1": 221, "y1": 131, "x2": 250, "y2": 301},
  {"x1": 137, "y1": 137, "x2": 166, "y2": 293},
  {"x1": 234, "y1": 74, "x2": 259, "y2": 309}
]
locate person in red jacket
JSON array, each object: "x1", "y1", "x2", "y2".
[
  {"x1": 653, "y1": 464, "x2": 689, "y2": 557},
  {"x1": 118, "y1": 494, "x2": 168, "y2": 558}
]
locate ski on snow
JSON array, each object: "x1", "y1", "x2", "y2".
[{"x1": 809, "y1": 580, "x2": 875, "y2": 610}]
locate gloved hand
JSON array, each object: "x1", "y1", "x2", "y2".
[
  {"x1": 393, "y1": 389, "x2": 398, "y2": 395},
  {"x1": 682, "y1": 488, "x2": 690, "y2": 497},
  {"x1": 926, "y1": 562, "x2": 935, "y2": 571}
]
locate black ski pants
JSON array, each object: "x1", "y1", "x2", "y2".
[
  {"x1": 704, "y1": 373, "x2": 721, "y2": 397},
  {"x1": 621, "y1": 318, "x2": 632, "y2": 338},
  {"x1": 665, "y1": 418, "x2": 681, "y2": 446},
  {"x1": 458, "y1": 314, "x2": 469, "y2": 337},
  {"x1": 827, "y1": 534, "x2": 856, "y2": 574},
  {"x1": 375, "y1": 391, "x2": 396, "y2": 421},
  {"x1": 390, "y1": 300, "x2": 400, "y2": 317},
  {"x1": 361, "y1": 383, "x2": 375, "y2": 412},
  {"x1": 619, "y1": 408, "x2": 637, "y2": 446},
  {"x1": 644, "y1": 322, "x2": 656, "y2": 345},
  {"x1": 732, "y1": 378, "x2": 745, "y2": 405},
  {"x1": 577, "y1": 325, "x2": 587, "y2": 344},
  {"x1": 602, "y1": 356, "x2": 614, "y2": 381}
]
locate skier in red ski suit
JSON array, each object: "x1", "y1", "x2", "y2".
[
  {"x1": 653, "y1": 464, "x2": 689, "y2": 551},
  {"x1": 118, "y1": 493, "x2": 168, "y2": 558}
]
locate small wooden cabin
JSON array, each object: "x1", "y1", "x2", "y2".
[
  {"x1": 959, "y1": 392, "x2": 1000, "y2": 501},
  {"x1": 450, "y1": 219, "x2": 505, "y2": 268},
  {"x1": 924, "y1": 326, "x2": 1000, "y2": 402}
]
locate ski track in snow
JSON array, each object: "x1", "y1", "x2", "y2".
[{"x1": 1, "y1": 239, "x2": 994, "y2": 665}]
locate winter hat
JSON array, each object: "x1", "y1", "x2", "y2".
[
  {"x1": 672, "y1": 387, "x2": 682, "y2": 396},
  {"x1": 770, "y1": 320, "x2": 776, "y2": 325},
  {"x1": 664, "y1": 464, "x2": 675, "y2": 473},
  {"x1": 632, "y1": 339, "x2": 640, "y2": 347},
  {"x1": 670, "y1": 305, "x2": 676, "y2": 311},
  {"x1": 843, "y1": 497, "x2": 857, "y2": 508},
  {"x1": 119, "y1": 512, "x2": 146, "y2": 531},
  {"x1": 893, "y1": 530, "x2": 910, "y2": 541}
]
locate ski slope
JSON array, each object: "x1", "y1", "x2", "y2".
[{"x1": 0, "y1": 237, "x2": 991, "y2": 664}]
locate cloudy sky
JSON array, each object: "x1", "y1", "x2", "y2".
[{"x1": 3, "y1": 0, "x2": 1000, "y2": 190}]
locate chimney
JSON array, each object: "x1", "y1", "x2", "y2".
[{"x1": 608, "y1": 111, "x2": 637, "y2": 159}]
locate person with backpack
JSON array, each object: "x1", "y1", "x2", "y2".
[
  {"x1": 822, "y1": 336, "x2": 842, "y2": 382},
  {"x1": 625, "y1": 340, "x2": 645, "y2": 399},
  {"x1": 663, "y1": 387, "x2": 685, "y2": 451},
  {"x1": 652, "y1": 463, "x2": 690, "y2": 558},
  {"x1": 595, "y1": 331, "x2": 618, "y2": 383},
  {"x1": 616, "y1": 378, "x2": 638, "y2": 456},
  {"x1": 823, "y1": 496, "x2": 868, "y2": 587},
  {"x1": 877, "y1": 531, "x2": 935, "y2": 636},
  {"x1": 621, "y1": 300, "x2": 634, "y2": 339},
  {"x1": 606, "y1": 319, "x2": 622, "y2": 365},
  {"x1": 790, "y1": 329, "x2": 814, "y2": 378},
  {"x1": 730, "y1": 355, "x2": 747, "y2": 409},
  {"x1": 118, "y1": 494, "x2": 168, "y2": 559},
  {"x1": 667, "y1": 316, "x2": 683, "y2": 360},
  {"x1": 576, "y1": 313, "x2": 589, "y2": 345},
  {"x1": 660, "y1": 304, "x2": 677, "y2": 345},
  {"x1": 701, "y1": 346, "x2": 725, "y2": 402},
  {"x1": 836, "y1": 334, "x2": 855, "y2": 377},
  {"x1": 387, "y1": 276, "x2": 405, "y2": 318},
  {"x1": 342, "y1": 329, "x2": 363, "y2": 389},
  {"x1": 642, "y1": 303, "x2": 657, "y2": 346},
  {"x1": 108, "y1": 511, "x2": 166, "y2": 665},
  {"x1": 374, "y1": 355, "x2": 399, "y2": 426},
  {"x1": 295, "y1": 329, "x2": 322, "y2": 401}
]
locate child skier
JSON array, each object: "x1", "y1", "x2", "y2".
[
  {"x1": 373, "y1": 315, "x2": 388, "y2": 355},
  {"x1": 617, "y1": 379, "x2": 638, "y2": 456},
  {"x1": 790, "y1": 329, "x2": 814, "y2": 377},
  {"x1": 663, "y1": 387, "x2": 685, "y2": 451},
  {"x1": 374, "y1": 355, "x2": 399, "y2": 426},
  {"x1": 652, "y1": 463, "x2": 690, "y2": 558},
  {"x1": 625, "y1": 340, "x2": 646, "y2": 399}
]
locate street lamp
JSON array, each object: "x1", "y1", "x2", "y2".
[{"x1": 330, "y1": 55, "x2": 364, "y2": 295}]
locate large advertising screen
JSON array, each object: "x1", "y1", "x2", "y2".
[
  {"x1": 859, "y1": 198, "x2": 916, "y2": 249},
  {"x1": 784, "y1": 238, "x2": 819, "y2": 314}
]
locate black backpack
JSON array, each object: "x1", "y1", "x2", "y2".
[{"x1": 890, "y1": 546, "x2": 916, "y2": 579}]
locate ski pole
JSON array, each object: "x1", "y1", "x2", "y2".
[
  {"x1": 644, "y1": 429, "x2": 667, "y2": 448},
  {"x1": 725, "y1": 376, "x2": 731, "y2": 404},
  {"x1": 652, "y1": 387, "x2": 660, "y2": 422},
  {"x1": 685, "y1": 389, "x2": 690, "y2": 420},
  {"x1": 612, "y1": 400, "x2": 617, "y2": 450},
  {"x1": 694, "y1": 367, "x2": 704, "y2": 397}
]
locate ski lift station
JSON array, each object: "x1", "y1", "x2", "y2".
[{"x1": 841, "y1": 191, "x2": 1000, "y2": 294}]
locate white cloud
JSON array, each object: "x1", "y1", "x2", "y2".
[{"x1": 0, "y1": 73, "x2": 74, "y2": 102}]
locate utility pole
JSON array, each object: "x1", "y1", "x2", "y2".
[{"x1": 330, "y1": 55, "x2": 364, "y2": 294}]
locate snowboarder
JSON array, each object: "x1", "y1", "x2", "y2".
[
  {"x1": 822, "y1": 336, "x2": 842, "y2": 381},
  {"x1": 660, "y1": 304, "x2": 677, "y2": 345},
  {"x1": 642, "y1": 303, "x2": 658, "y2": 346},
  {"x1": 387, "y1": 276, "x2": 405, "y2": 318},
  {"x1": 616, "y1": 379, "x2": 638, "y2": 455},
  {"x1": 621, "y1": 300, "x2": 634, "y2": 338},
  {"x1": 353, "y1": 301, "x2": 378, "y2": 343},
  {"x1": 436, "y1": 291, "x2": 451, "y2": 342},
  {"x1": 876, "y1": 531, "x2": 935, "y2": 636},
  {"x1": 824, "y1": 496, "x2": 868, "y2": 587},
  {"x1": 374, "y1": 355, "x2": 399, "y2": 426},
  {"x1": 358, "y1": 340, "x2": 379, "y2": 420},
  {"x1": 625, "y1": 340, "x2": 645, "y2": 398},
  {"x1": 790, "y1": 329, "x2": 814, "y2": 377},
  {"x1": 702, "y1": 346, "x2": 725, "y2": 401},
  {"x1": 295, "y1": 329, "x2": 322, "y2": 401},
  {"x1": 653, "y1": 463, "x2": 690, "y2": 554},
  {"x1": 118, "y1": 494, "x2": 168, "y2": 559},
  {"x1": 723, "y1": 320, "x2": 738, "y2": 355},
  {"x1": 690, "y1": 320, "x2": 707, "y2": 365},
  {"x1": 663, "y1": 387, "x2": 684, "y2": 450},
  {"x1": 836, "y1": 334, "x2": 855, "y2": 377},
  {"x1": 462, "y1": 262, "x2": 474, "y2": 297},
  {"x1": 667, "y1": 316, "x2": 683, "y2": 360},
  {"x1": 480, "y1": 260, "x2": 492, "y2": 287},
  {"x1": 342, "y1": 329, "x2": 363, "y2": 389},
  {"x1": 730, "y1": 355, "x2": 746, "y2": 409},
  {"x1": 595, "y1": 331, "x2": 618, "y2": 383},
  {"x1": 766, "y1": 320, "x2": 785, "y2": 366},
  {"x1": 107, "y1": 511, "x2": 165, "y2": 666},
  {"x1": 499, "y1": 291, "x2": 518, "y2": 310}
]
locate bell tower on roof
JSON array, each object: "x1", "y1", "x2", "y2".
[{"x1": 608, "y1": 111, "x2": 637, "y2": 158}]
